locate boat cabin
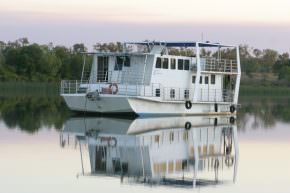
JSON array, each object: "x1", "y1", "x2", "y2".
[{"x1": 62, "y1": 41, "x2": 241, "y2": 105}]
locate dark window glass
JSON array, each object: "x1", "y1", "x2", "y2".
[
  {"x1": 124, "y1": 56, "x2": 130, "y2": 67},
  {"x1": 192, "y1": 76, "x2": 196, "y2": 83},
  {"x1": 205, "y1": 76, "x2": 209, "y2": 84},
  {"x1": 170, "y1": 89, "x2": 175, "y2": 98},
  {"x1": 162, "y1": 58, "x2": 169, "y2": 69},
  {"x1": 211, "y1": 75, "x2": 216, "y2": 84},
  {"x1": 199, "y1": 76, "x2": 202, "y2": 84},
  {"x1": 116, "y1": 56, "x2": 130, "y2": 67},
  {"x1": 184, "y1": 89, "x2": 189, "y2": 99},
  {"x1": 156, "y1": 57, "x2": 161, "y2": 68},
  {"x1": 170, "y1": 58, "x2": 176, "y2": 69},
  {"x1": 178, "y1": 59, "x2": 183, "y2": 70},
  {"x1": 184, "y1": 60, "x2": 190, "y2": 70},
  {"x1": 155, "y1": 89, "x2": 160, "y2": 97},
  {"x1": 182, "y1": 160, "x2": 188, "y2": 170}
]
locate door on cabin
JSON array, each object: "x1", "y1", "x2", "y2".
[{"x1": 97, "y1": 56, "x2": 109, "y2": 82}]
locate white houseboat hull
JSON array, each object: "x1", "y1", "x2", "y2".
[{"x1": 62, "y1": 94, "x2": 235, "y2": 115}]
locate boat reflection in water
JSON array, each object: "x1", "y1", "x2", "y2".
[{"x1": 60, "y1": 115, "x2": 239, "y2": 188}]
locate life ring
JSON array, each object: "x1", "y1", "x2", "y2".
[
  {"x1": 185, "y1": 122, "x2": 192, "y2": 130},
  {"x1": 185, "y1": 100, "x2": 192, "y2": 109},
  {"x1": 109, "y1": 83, "x2": 118, "y2": 94},
  {"x1": 230, "y1": 105, "x2": 236, "y2": 113}
]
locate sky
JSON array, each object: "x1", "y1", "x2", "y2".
[{"x1": 0, "y1": 0, "x2": 290, "y2": 52}]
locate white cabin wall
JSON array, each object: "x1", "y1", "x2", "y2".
[
  {"x1": 108, "y1": 55, "x2": 154, "y2": 85},
  {"x1": 193, "y1": 74, "x2": 223, "y2": 101},
  {"x1": 150, "y1": 55, "x2": 196, "y2": 88}
]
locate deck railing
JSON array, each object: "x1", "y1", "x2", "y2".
[
  {"x1": 193, "y1": 58, "x2": 238, "y2": 73},
  {"x1": 61, "y1": 80, "x2": 234, "y2": 103},
  {"x1": 92, "y1": 70, "x2": 145, "y2": 84}
]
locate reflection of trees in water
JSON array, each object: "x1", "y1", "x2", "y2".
[
  {"x1": 0, "y1": 97, "x2": 70, "y2": 133},
  {"x1": 238, "y1": 97, "x2": 290, "y2": 131}
]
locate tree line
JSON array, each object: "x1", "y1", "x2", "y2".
[{"x1": 0, "y1": 38, "x2": 289, "y2": 86}]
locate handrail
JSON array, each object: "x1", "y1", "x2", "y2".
[
  {"x1": 193, "y1": 58, "x2": 238, "y2": 73},
  {"x1": 61, "y1": 80, "x2": 234, "y2": 103}
]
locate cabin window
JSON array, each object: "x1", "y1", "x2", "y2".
[
  {"x1": 199, "y1": 76, "x2": 202, "y2": 84},
  {"x1": 169, "y1": 132, "x2": 174, "y2": 142},
  {"x1": 170, "y1": 89, "x2": 175, "y2": 99},
  {"x1": 114, "y1": 56, "x2": 130, "y2": 70},
  {"x1": 170, "y1": 58, "x2": 176, "y2": 69},
  {"x1": 211, "y1": 75, "x2": 216, "y2": 84},
  {"x1": 162, "y1": 58, "x2": 169, "y2": 69},
  {"x1": 156, "y1": 57, "x2": 161, "y2": 68},
  {"x1": 192, "y1": 76, "x2": 196, "y2": 83},
  {"x1": 116, "y1": 56, "x2": 130, "y2": 67},
  {"x1": 205, "y1": 76, "x2": 209, "y2": 84},
  {"x1": 183, "y1": 131, "x2": 188, "y2": 141},
  {"x1": 155, "y1": 135, "x2": 160, "y2": 143},
  {"x1": 155, "y1": 89, "x2": 160, "y2": 97},
  {"x1": 182, "y1": 160, "x2": 188, "y2": 170},
  {"x1": 178, "y1": 59, "x2": 183, "y2": 70},
  {"x1": 184, "y1": 89, "x2": 189, "y2": 99},
  {"x1": 184, "y1": 60, "x2": 190, "y2": 70}
]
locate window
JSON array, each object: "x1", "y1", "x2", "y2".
[
  {"x1": 192, "y1": 76, "x2": 196, "y2": 83},
  {"x1": 115, "y1": 56, "x2": 130, "y2": 70},
  {"x1": 170, "y1": 89, "x2": 175, "y2": 99},
  {"x1": 184, "y1": 60, "x2": 190, "y2": 70},
  {"x1": 169, "y1": 132, "x2": 174, "y2": 142},
  {"x1": 170, "y1": 58, "x2": 176, "y2": 69},
  {"x1": 183, "y1": 131, "x2": 188, "y2": 141},
  {"x1": 154, "y1": 135, "x2": 160, "y2": 143},
  {"x1": 205, "y1": 76, "x2": 209, "y2": 84},
  {"x1": 155, "y1": 89, "x2": 160, "y2": 97},
  {"x1": 199, "y1": 76, "x2": 202, "y2": 84},
  {"x1": 211, "y1": 75, "x2": 216, "y2": 84},
  {"x1": 184, "y1": 89, "x2": 189, "y2": 99},
  {"x1": 116, "y1": 56, "x2": 130, "y2": 67},
  {"x1": 178, "y1": 59, "x2": 183, "y2": 70},
  {"x1": 156, "y1": 57, "x2": 161, "y2": 68},
  {"x1": 162, "y1": 58, "x2": 169, "y2": 69},
  {"x1": 182, "y1": 160, "x2": 188, "y2": 170}
]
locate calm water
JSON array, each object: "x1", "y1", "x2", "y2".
[{"x1": 0, "y1": 94, "x2": 290, "y2": 193}]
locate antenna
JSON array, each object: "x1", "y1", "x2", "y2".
[{"x1": 201, "y1": 32, "x2": 204, "y2": 42}]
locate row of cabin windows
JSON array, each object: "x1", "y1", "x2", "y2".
[
  {"x1": 192, "y1": 75, "x2": 216, "y2": 84},
  {"x1": 155, "y1": 88, "x2": 189, "y2": 99},
  {"x1": 114, "y1": 56, "x2": 130, "y2": 71},
  {"x1": 156, "y1": 57, "x2": 190, "y2": 70}
]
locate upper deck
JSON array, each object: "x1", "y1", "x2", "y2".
[{"x1": 61, "y1": 41, "x2": 241, "y2": 104}]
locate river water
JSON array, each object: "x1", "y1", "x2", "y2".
[{"x1": 0, "y1": 95, "x2": 289, "y2": 193}]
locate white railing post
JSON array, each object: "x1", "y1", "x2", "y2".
[{"x1": 126, "y1": 83, "x2": 128, "y2": 96}]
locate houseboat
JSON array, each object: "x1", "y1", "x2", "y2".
[
  {"x1": 60, "y1": 41, "x2": 241, "y2": 115},
  {"x1": 60, "y1": 115, "x2": 239, "y2": 187}
]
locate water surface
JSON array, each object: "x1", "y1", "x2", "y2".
[{"x1": 0, "y1": 94, "x2": 289, "y2": 193}]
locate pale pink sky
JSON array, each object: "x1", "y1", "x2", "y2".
[{"x1": 0, "y1": 0, "x2": 290, "y2": 52}]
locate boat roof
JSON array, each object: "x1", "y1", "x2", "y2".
[{"x1": 126, "y1": 41, "x2": 235, "y2": 48}]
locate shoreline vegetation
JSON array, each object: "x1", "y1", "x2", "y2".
[{"x1": 1, "y1": 38, "x2": 290, "y2": 93}]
